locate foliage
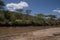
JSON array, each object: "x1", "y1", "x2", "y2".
[{"x1": 0, "y1": 0, "x2": 5, "y2": 9}]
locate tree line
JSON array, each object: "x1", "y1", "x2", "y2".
[
  {"x1": 0, "y1": 10, "x2": 60, "y2": 26},
  {"x1": 0, "y1": 0, "x2": 60, "y2": 26}
]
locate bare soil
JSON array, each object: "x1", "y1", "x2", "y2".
[{"x1": 0, "y1": 26, "x2": 60, "y2": 40}]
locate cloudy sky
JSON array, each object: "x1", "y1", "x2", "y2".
[{"x1": 3, "y1": 0, "x2": 60, "y2": 17}]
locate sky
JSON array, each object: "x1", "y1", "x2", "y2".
[{"x1": 3, "y1": 0, "x2": 60, "y2": 17}]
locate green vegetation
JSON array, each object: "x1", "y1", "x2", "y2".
[
  {"x1": 0, "y1": 0, "x2": 60, "y2": 26},
  {"x1": 0, "y1": 10, "x2": 60, "y2": 26}
]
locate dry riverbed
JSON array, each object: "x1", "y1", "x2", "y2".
[{"x1": 0, "y1": 27, "x2": 60, "y2": 40}]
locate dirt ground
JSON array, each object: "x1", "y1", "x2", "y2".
[
  {"x1": 0, "y1": 26, "x2": 55, "y2": 35},
  {"x1": 0, "y1": 26, "x2": 60, "y2": 40}
]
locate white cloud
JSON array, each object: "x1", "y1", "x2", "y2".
[
  {"x1": 53, "y1": 9, "x2": 60, "y2": 13},
  {"x1": 6, "y1": 1, "x2": 29, "y2": 11}
]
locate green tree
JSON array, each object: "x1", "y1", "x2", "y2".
[
  {"x1": 56, "y1": 18, "x2": 60, "y2": 25},
  {"x1": 0, "y1": 14, "x2": 5, "y2": 24},
  {"x1": 34, "y1": 13, "x2": 45, "y2": 25},
  {"x1": 0, "y1": 14, "x2": 4, "y2": 21},
  {"x1": 25, "y1": 10, "x2": 32, "y2": 20},
  {"x1": 46, "y1": 14, "x2": 57, "y2": 26},
  {"x1": 3, "y1": 11, "x2": 16, "y2": 25},
  {"x1": 4, "y1": 11, "x2": 10, "y2": 20},
  {"x1": 35, "y1": 13, "x2": 45, "y2": 18},
  {"x1": 16, "y1": 9, "x2": 23, "y2": 13},
  {"x1": 47, "y1": 14, "x2": 56, "y2": 20},
  {"x1": 0, "y1": 10, "x2": 5, "y2": 24},
  {"x1": 0, "y1": 0, "x2": 5, "y2": 9},
  {"x1": 15, "y1": 13, "x2": 23, "y2": 20}
]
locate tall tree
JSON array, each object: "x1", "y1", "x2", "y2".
[
  {"x1": 34, "y1": 13, "x2": 45, "y2": 25},
  {"x1": 25, "y1": 10, "x2": 32, "y2": 20},
  {"x1": 45, "y1": 14, "x2": 57, "y2": 25},
  {"x1": 35, "y1": 13, "x2": 45, "y2": 18},
  {"x1": 0, "y1": 0, "x2": 5, "y2": 9},
  {"x1": 47, "y1": 14, "x2": 56, "y2": 20},
  {"x1": 26, "y1": 10, "x2": 32, "y2": 15},
  {"x1": 16, "y1": 9, "x2": 23, "y2": 13}
]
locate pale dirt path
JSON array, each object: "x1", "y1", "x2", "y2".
[
  {"x1": 32, "y1": 28, "x2": 60, "y2": 37},
  {"x1": 0, "y1": 27, "x2": 60, "y2": 40}
]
